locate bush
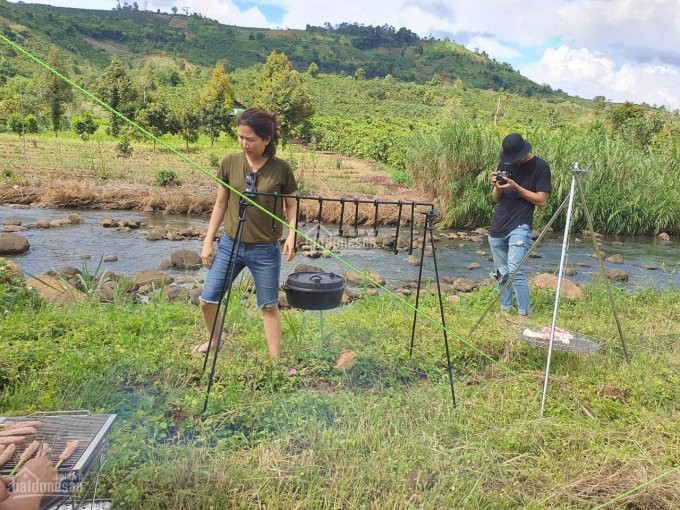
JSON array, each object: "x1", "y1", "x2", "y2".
[
  {"x1": 155, "y1": 170, "x2": 180, "y2": 187},
  {"x1": 209, "y1": 153, "x2": 220, "y2": 169},
  {"x1": 116, "y1": 137, "x2": 133, "y2": 158},
  {"x1": 73, "y1": 112, "x2": 97, "y2": 140}
]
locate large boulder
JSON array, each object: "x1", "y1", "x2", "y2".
[
  {"x1": 529, "y1": 273, "x2": 584, "y2": 301},
  {"x1": 2, "y1": 219, "x2": 21, "y2": 226},
  {"x1": 605, "y1": 254, "x2": 624, "y2": 264},
  {"x1": 451, "y1": 278, "x2": 478, "y2": 293},
  {"x1": 344, "y1": 270, "x2": 385, "y2": 287},
  {"x1": 294, "y1": 263, "x2": 324, "y2": 273},
  {"x1": 49, "y1": 218, "x2": 72, "y2": 227},
  {"x1": 0, "y1": 257, "x2": 24, "y2": 283},
  {"x1": 170, "y1": 249, "x2": 202, "y2": 270},
  {"x1": 26, "y1": 274, "x2": 86, "y2": 305},
  {"x1": 606, "y1": 269, "x2": 629, "y2": 282},
  {"x1": 658, "y1": 232, "x2": 670, "y2": 242},
  {"x1": 132, "y1": 270, "x2": 173, "y2": 290},
  {"x1": 2, "y1": 225, "x2": 25, "y2": 233},
  {"x1": 0, "y1": 233, "x2": 29, "y2": 255}
]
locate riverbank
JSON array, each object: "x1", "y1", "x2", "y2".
[
  {"x1": 0, "y1": 133, "x2": 428, "y2": 225},
  {"x1": 1, "y1": 265, "x2": 679, "y2": 508}
]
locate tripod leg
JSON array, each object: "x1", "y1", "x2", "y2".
[
  {"x1": 202, "y1": 208, "x2": 248, "y2": 416},
  {"x1": 468, "y1": 193, "x2": 571, "y2": 337},
  {"x1": 540, "y1": 177, "x2": 577, "y2": 415},
  {"x1": 574, "y1": 175, "x2": 630, "y2": 363},
  {"x1": 429, "y1": 227, "x2": 456, "y2": 406},
  {"x1": 202, "y1": 234, "x2": 240, "y2": 374},
  {"x1": 409, "y1": 220, "x2": 429, "y2": 358}
]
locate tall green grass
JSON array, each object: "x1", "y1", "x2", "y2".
[{"x1": 407, "y1": 121, "x2": 680, "y2": 234}]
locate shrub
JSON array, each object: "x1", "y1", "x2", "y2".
[
  {"x1": 156, "y1": 169, "x2": 181, "y2": 187},
  {"x1": 116, "y1": 137, "x2": 133, "y2": 158}
]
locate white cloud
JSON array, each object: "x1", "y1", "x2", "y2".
[
  {"x1": 465, "y1": 36, "x2": 521, "y2": 60},
  {"x1": 523, "y1": 45, "x2": 680, "y2": 109},
  {"x1": 146, "y1": 0, "x2": 274, "y2": 27}
]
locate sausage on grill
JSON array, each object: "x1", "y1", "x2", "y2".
[
  {"x1": 2, "y1": 421, "x2": 43, "y2": 430},
  {"x1": 0, "y1": 444, "x2": 16, "y2": 466},
  {"x1": 0, "y1": 427, "x2": 37, "y2": 437},
  {"x1": 0, "y1": 436, "x2": 25, "y2": 446}
]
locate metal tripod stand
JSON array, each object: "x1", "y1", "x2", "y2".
[
  {"x1": 468, "y1": 162, "x2": 631, "y2": 416},
  {"x1": 201, "y1": 196, "x2": 251, "y2": 416}
]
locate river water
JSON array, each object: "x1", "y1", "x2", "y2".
[{"x1": 1, "y1": 206, "x2": 678, "y2": 290}]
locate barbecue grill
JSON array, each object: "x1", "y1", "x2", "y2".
[{"x1": 0, "y1": 410, "x2": 116, "y2": 509}]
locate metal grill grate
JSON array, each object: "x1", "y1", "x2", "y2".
[{"x1": 0, "y1": 411, "x2": 116, "y2": 495}]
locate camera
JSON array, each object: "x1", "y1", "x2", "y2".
[{"x1": 496, "y1": 168, "x2": 510, "y2": 185}]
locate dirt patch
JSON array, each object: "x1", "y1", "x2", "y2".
[
  {"x1": 82, "y1": 36, "x2": 133, "y2": 56},
  {"x1": 168, "y1": 17, "x2": 188, "y2": 29}
]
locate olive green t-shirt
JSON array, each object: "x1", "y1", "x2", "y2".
[{"x1": 218, "y1": 152, "x2": 297, "y2": 243}]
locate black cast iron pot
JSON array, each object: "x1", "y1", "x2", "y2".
[{"x1": 283, "y1": 272, "x2": 346, "y2": 311}]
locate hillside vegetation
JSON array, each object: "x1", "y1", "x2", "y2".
[{"x1": 0, "y1": 0, "x2": 548, "y2": 93}]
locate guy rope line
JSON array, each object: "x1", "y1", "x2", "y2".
[{"x1": 2, "y1": 34, "x2": 662, "y2": 478}]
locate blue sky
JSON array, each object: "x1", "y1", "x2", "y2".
[{"x1": 8, "y1": 0, "x2": 680, "y2": 109}]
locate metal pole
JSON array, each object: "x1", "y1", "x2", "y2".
[
  {"x1": 409, "y1": 215, "x2": 429, "y2": 358},
  {"x1": 540, "y1": 169, "x2": 577, "y2": 415},
  {"x1": 202, "y1": 200, "x2": 248, "y2": 415},
  {"x1": 574, "y1": 174, "x2": 630, "y2": 363},
  {"x1": 427, "y1": 211, "x2": 456, "y2": 406}
]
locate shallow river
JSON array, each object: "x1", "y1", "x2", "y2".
[{"x1": 1, "y1": 206, "x2": 678, "y2": 291}]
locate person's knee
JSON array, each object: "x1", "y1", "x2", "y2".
[{"x1": 262, "y1": 305, "x2": 279, "y2": 316}]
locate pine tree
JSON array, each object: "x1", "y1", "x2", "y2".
[
  {"x1": 37, "y1": 48, "x2": 73, "y2": 137},
  {"x1": 96, "y1": 56, "x2": 138, "y2": 136},
  {"x1": 197, "y1": 64, "x2": 235, "y2": 146},
  {"x1": 253, "y1": 51, "x2": 314, "y2": 144}
]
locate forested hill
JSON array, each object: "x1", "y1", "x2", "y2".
[{"x1": 0, "y1": 0, "x2": 550, "y2": 95}]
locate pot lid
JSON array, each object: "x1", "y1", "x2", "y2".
[{"x1": 286, "y1": 272, "x2": 345, "y2": 291}]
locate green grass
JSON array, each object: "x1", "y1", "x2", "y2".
[
  {"x1": 406, "y1": 121, "x2": 680, "y2": 234},
  {"x1": 1, "y1": 269, "x2": 679, "y2": 508}
]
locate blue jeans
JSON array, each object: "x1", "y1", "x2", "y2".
[
  {"x1": 199, "y1": 235, "x2": 281, "y2": 309},
  {"x1": 488, "y1": 224, "x2": 532, "y2": 315}
]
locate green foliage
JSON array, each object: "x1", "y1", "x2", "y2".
[
  {"x1": 35, "y1": 48, "x2": 73, "y2": 136},
  {"x1": 406, "y1": 120, "x2": 680, "y2": 233},
  {"x1": 0, "y1": 57, "x2": 16, "y2": 85},
  {"x1": 199, "y1": 103, "x2": 231, "y2": 147},
  {"x1": 155, "y1": 169, "x2": 180, "y2": 187},
  {"x1": 199, "y1": 64, "x2": 235, "y2": 109},
  {"x1": 307, "y1": 61, "x2": 319, "y2": 78},
  {"x1": 354, "y1": 67, "x2": 365, "y2": 80},
  {"x1": 135, "y1": 100, "x2": 179, "y2": 148},
  {"x1": 96, "y1": 56, "x2": 138, "y2": 136},
  {"x1": 609, "y1": 101, "x2": 644, "y2": 132},
  {"x1": 7, "y1": 113, "x2": 38, "y2": 135},
  {"x1": 253, "y1": 51, "x2": 314, "y2": 143},
  {"x1": 115, "y1": 137, "x2": 133, "y2": 158},
  {"x1": 72, "y1": 112, "x2": 97, "y2": 140},
  {"x1": 178, "y1": 107, "x2": 201, "y2": 149}
]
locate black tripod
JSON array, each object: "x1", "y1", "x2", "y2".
[
  {"x1": 201, "y1": 195, "x2": 252, "y2": 416},
  {"x1": 409, "y1": 209, "x2": 456, "y2": 406}
]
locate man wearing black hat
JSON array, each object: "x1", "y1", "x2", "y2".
[{"x1": 488, "y1": 133, "x2": 551, "y2": 316}]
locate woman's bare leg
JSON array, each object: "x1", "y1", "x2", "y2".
[
  {"x1": 194, "y1": 300, "x2": 223, "y2": 353},
  {"x1": 262, "y1": 305, "x2": 281, "y2": 357}
]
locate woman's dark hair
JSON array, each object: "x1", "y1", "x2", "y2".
[{"x1": 236, "y1": 108, "x2": 280, "y2": 158}]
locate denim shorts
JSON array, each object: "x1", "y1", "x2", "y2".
[{"x1": 199, "y1": 235, "x2": 281, "y2": 309}]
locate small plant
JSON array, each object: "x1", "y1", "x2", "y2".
[
  {"x1": 73, "y1": 112, "x2": 97, "y2": 141},
  {"x1": 209, "y1": 153, "x2": 220, "y2": 169},
  {"x1": 156, "y1": 169, "x2": 181, "y2": 187},
  {"x1": 1, "y1": 169, "x2": 13, "y2": 178},
  {"x1": 335, "y1": 158, "x2": 342, "y2": 170},
  {"x1": 116, "y1": 137, "x2": 133, "y2": 158}
]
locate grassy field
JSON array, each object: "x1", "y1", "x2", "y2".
[
  {"x1": 0, "y1": 132, "x2": 425, "y2": 222},
  {"x1": 1, "y1": 264, "x2": 679, "y2": 508}
]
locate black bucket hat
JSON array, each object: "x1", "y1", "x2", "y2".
[{"x1": 499, "y1": 133, "x2": 532, "y2": 164}]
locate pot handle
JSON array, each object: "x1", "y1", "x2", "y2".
[{"x1": 309, "y1": 274, "x2": 323, "y2": 283}]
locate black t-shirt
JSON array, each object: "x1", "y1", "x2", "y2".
[{"x1": 489, "y1": 156, "x2": 551, "y2": 237}]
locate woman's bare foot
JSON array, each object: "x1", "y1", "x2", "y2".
[{"x1": 190, "y1": 341, "x2": 214, "y2": 357}]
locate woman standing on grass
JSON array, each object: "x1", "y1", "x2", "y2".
[{"x1": 192, "y1": 108, "x2": 298, "y2": 362}]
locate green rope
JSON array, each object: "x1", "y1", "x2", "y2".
[
  {"x1": 6, "y1": 31, "x2": 675, "y2": 509},
  {"x1": 0, "y1": 33, "x2": 620, "y2": 421}
]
